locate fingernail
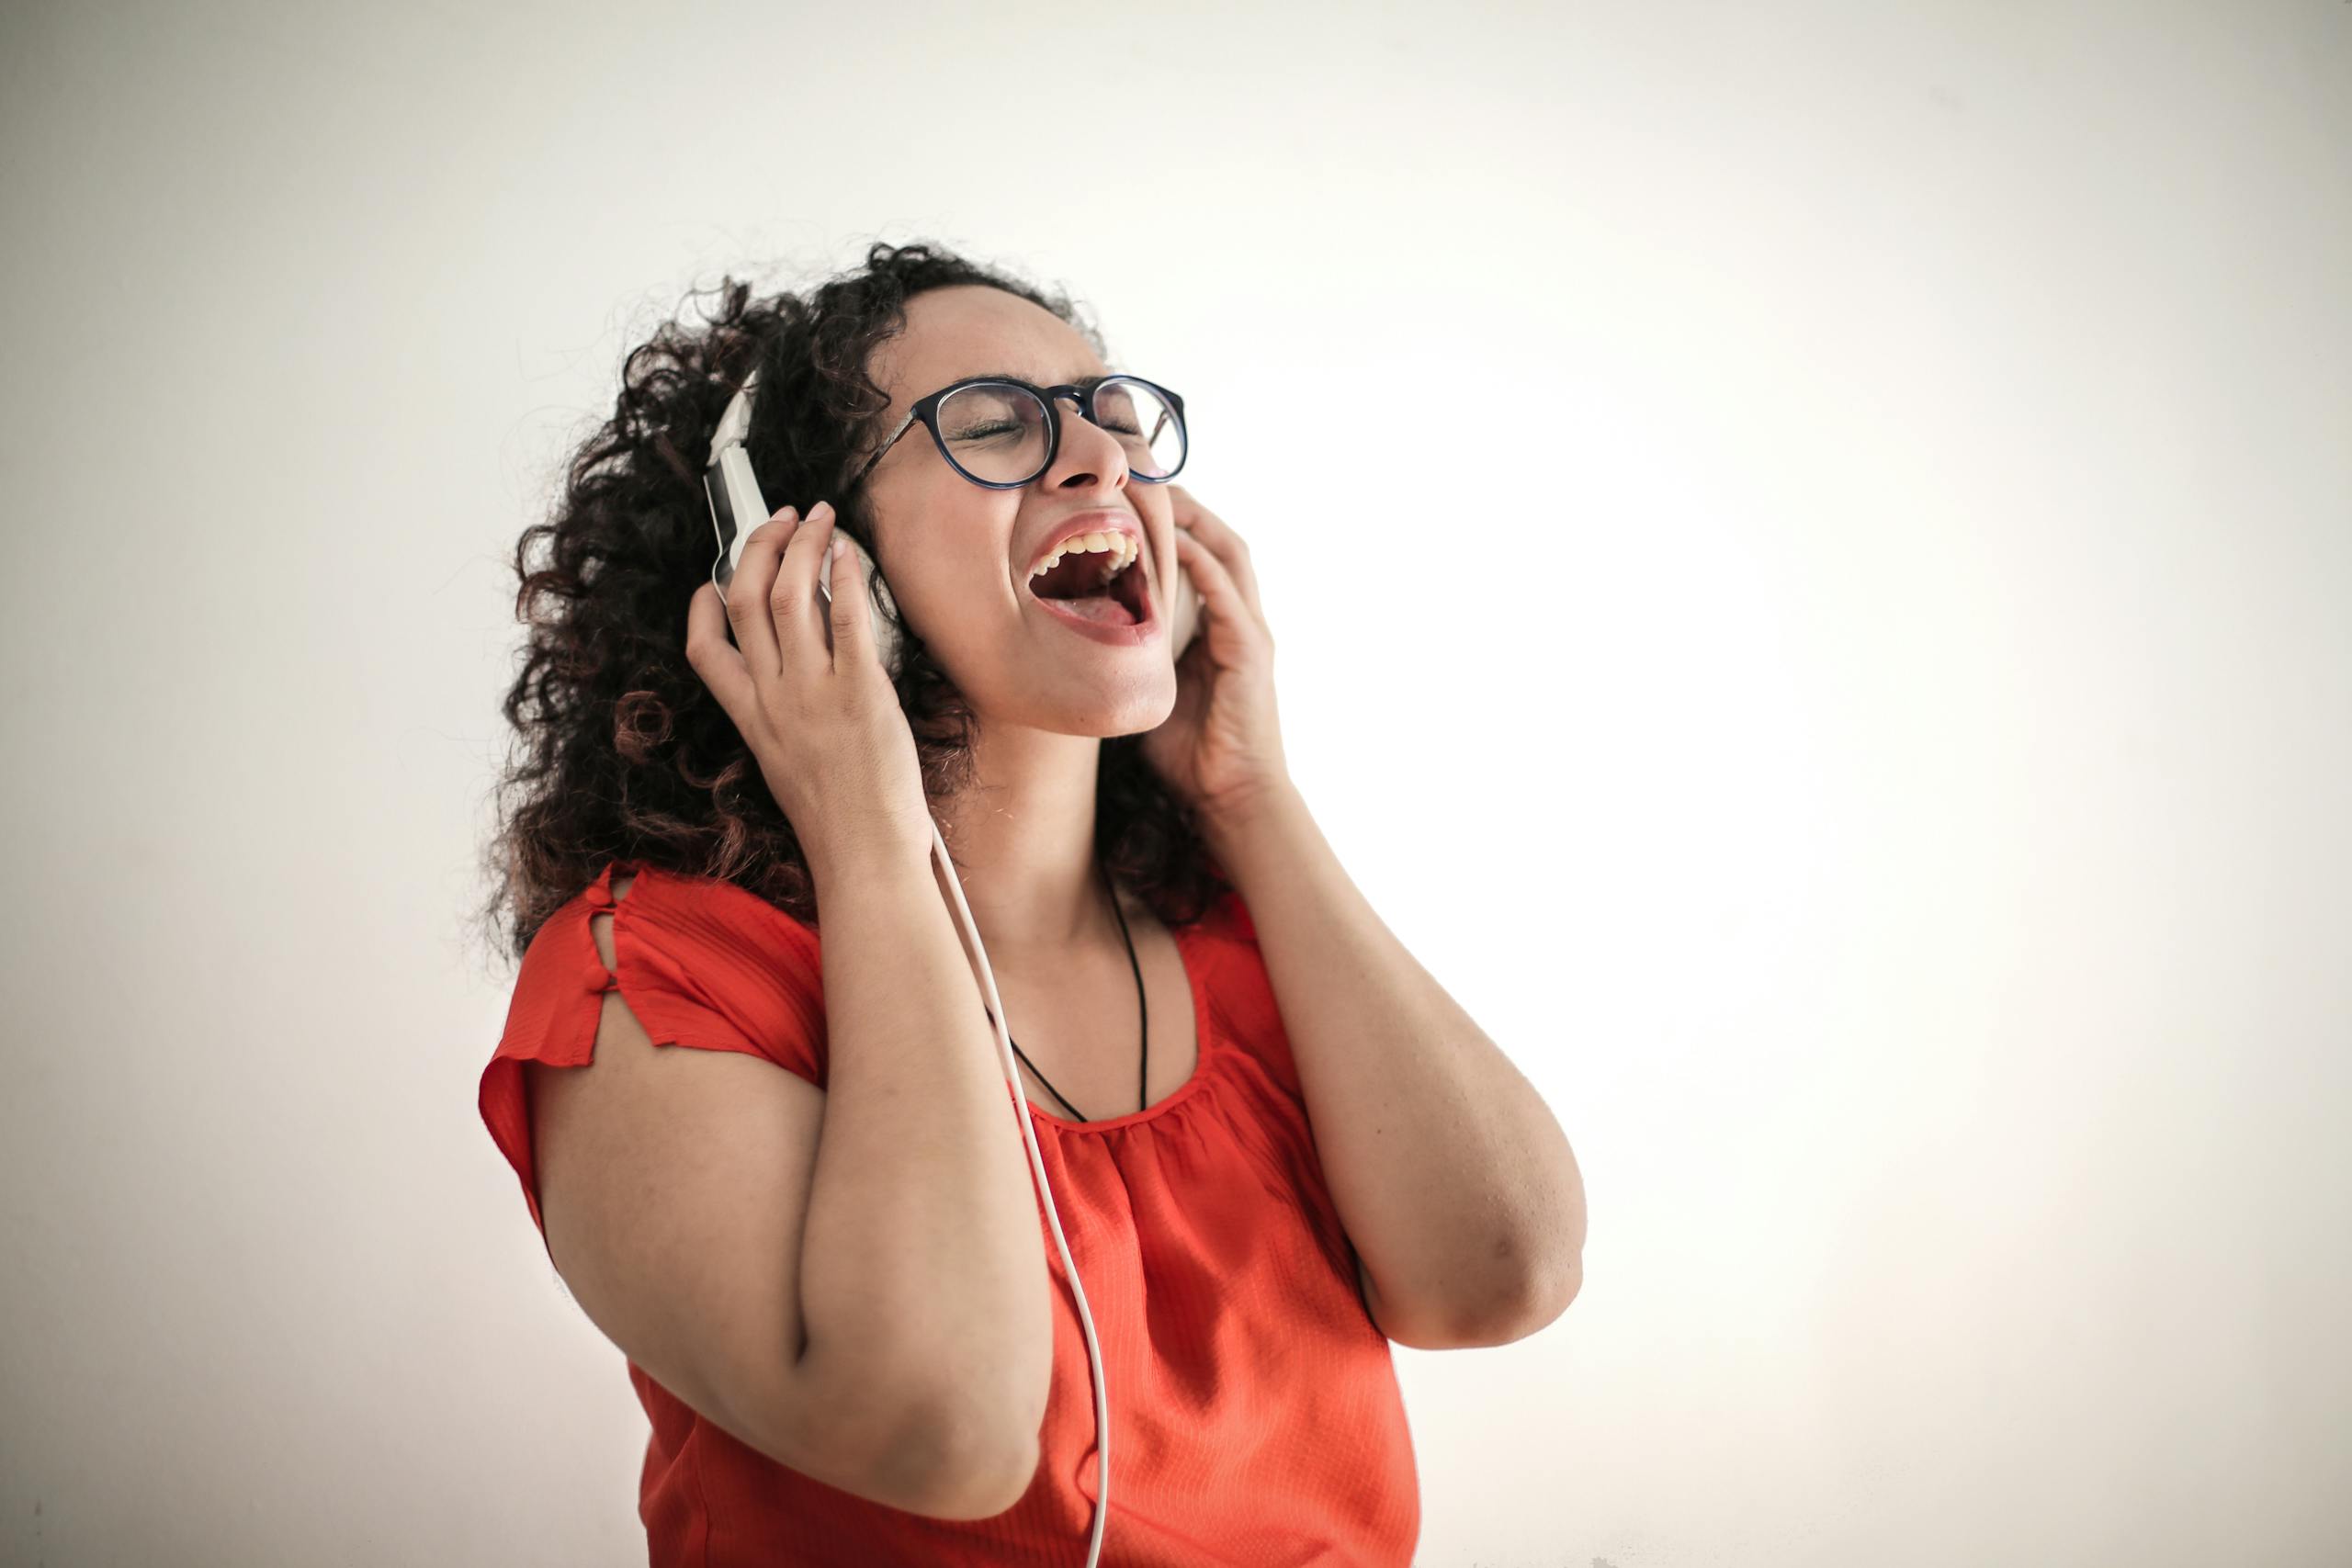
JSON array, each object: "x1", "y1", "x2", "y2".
[{"x1": 830, "y1": 536, "x2": 846, "y2": 563}]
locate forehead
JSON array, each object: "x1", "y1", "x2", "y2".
[{"x1": 873, "y1": 285, "x2": 1105, "y2": 402}]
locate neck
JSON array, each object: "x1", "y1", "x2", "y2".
[{"x1": 933, "y1": 723, "x2": 1114, "y2": 952}]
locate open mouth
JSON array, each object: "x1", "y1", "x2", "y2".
[{"x1": 1025, "y1": 539, "x2": 1150, "y2": 626}]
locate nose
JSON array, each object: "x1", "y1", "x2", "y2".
[{"x1": 1038, "y1": 390, "x2": 1132, "y2": 492}]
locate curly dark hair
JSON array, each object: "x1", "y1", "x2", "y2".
[{"x1": 476, "y1": 240, "x2": 1232, "y2": 964}]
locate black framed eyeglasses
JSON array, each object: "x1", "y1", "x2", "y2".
[{"x1": 843, "y1": 373, "x2": 1187, "y2": 492}]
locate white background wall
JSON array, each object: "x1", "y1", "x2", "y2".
[{"x1": 3, "y1": 2, "x2": 2346, "y2": 1564}]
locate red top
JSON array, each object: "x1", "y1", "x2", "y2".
[{"x1": 479, "y1": 860, "x2": 1419, "y2": 1566}]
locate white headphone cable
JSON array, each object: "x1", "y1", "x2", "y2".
[{"x1": 925, "y1": 818, "x2": 1112, "y2": 1566}]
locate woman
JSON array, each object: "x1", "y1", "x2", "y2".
[{"x1": 477, "y1": 241, "x2": 1580, "y2": 1564}]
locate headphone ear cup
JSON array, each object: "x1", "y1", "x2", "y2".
[
  {"x1": 1168, "y1": 557, "x2": 1205, "y2": 657},
  {"x1": 842, "y1": 534, "x2": 902, "y2": 679}
]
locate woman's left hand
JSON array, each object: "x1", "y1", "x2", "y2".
[{"x1": 1138, "y1": 484, "x2": 1292, "y2": 825}]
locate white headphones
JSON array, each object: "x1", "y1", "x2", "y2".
[{"x1": 705, "y1": 368, "x2": 1116, "y2": 1563}]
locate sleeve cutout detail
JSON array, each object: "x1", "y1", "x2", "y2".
[{"x1": 477, "y1": 862, "x2": 828, "y2": 1259}]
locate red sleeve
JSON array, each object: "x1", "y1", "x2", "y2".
[{"x1": 477, "y1": 862, "x2": 826, "y2": 1258}]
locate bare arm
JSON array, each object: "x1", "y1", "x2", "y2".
[
  {"x1": 532, "y1": 855, "x2": 1052, "y2": 1522},
  {"x1": 791, "y1": 840, "x2": 1057, "y2": 1513},
  {"x1": 1203, "y1": 786, "x2": 1586, "y2": 1348}
]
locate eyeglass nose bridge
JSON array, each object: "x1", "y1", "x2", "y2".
[{"x1": 1036, "y1": 383, "x2": 1122, "y2": 475}]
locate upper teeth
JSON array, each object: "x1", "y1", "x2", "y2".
[{"x1": 1029, "y1": 531, "x2": 1136, "y2": 583}]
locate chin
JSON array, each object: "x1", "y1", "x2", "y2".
[{"x1": 993, "y1": 663, "x2": 1178, "y2": 738}]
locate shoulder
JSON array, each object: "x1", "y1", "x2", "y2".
[
  {"x1": 590, "y1": 860, "x2": 820, "y2": 960},
  {"x1": 509, "y1": 859, "x2": 829, "y2": 1082},
  {"x1": 481, "y1": 861, "x2": 825, "y2": 1246},
  {"x1": 1175, "y1": 886, "x2": 1261, "y2": 1004},
  {"x1": 1186, "y1": 884, "x2": 1258, "y2": 946},
  {"x1": 1182, "y1": 885, "x2": 1286, "y2": 1061}
]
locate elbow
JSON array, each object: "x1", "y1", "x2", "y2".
[
  {"x1": 1494, "y1": 1180, "x2": 1586, "y2": 1337},
  {"x1": 912, "y1": 1433, "x2": 1042, "y2": 1521},
  {"x1": 885, "y1": 1393, "x2": 1044, "y2": 1521},
  {"x1": 1520, "y1": 1251, "x2": 1583, "y2": 1333},
  {"x1": 1462, "y1": 1198, "x2": 1585, "y2": 1344},
  {"x1": 1369, "y1": 1252, "x2": 1582, "y2": 1349},
  {"x1": 1458, "y1": 1251, "x2": 1584, "y2": 1348}
]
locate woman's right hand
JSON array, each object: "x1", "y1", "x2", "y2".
[{"x1": 686, "y1": 500, "x2": 935, "y2": 877}]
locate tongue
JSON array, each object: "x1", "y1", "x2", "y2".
[{"x1": 1046, "y1": 591, "x2": 1138, "y2": 626}]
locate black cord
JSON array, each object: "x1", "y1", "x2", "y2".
[{"x1": 1004, "y1": 854, "x2": 1149, "y2": 1122}]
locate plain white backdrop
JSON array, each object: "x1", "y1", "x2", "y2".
[{"x1": 3, "y1": 1, "x2": 2346, "y2": 1563}]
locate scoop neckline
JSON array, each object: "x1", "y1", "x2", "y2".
[
  {"x1": 1014, "y1": 911, "x2": 1222, "y2": 1136},
  {"x1": 605, "y1": 861, "x2": 1225, "y2": 1135}
]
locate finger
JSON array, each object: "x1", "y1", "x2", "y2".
[
  {"x1": 1167, "y1": 486, "x2": 1263, "y2": 615},
  {"x1": 772, "y1": 499, "x2": 840, "y2": 669},
  {"x1": 727, "y1": 506, "x2": 800, "y2": 675},
  {"x1": 825, "y1": 532, "x2": 875, "y2": 675},
  {"x1": 685, "y1": 580, "x2": 756, "y2": 719},
  {"x1": 1174, "y1": 527, "x2": 1249, "y2": 634}
]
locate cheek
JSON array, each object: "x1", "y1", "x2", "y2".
[{"x1": 875, "y1": 487, "x2": 1023, "y2": 620}]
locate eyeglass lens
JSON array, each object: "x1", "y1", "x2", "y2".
[{"x1": 934, "y1": 378, "x2": 1183, "y2": 486}]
